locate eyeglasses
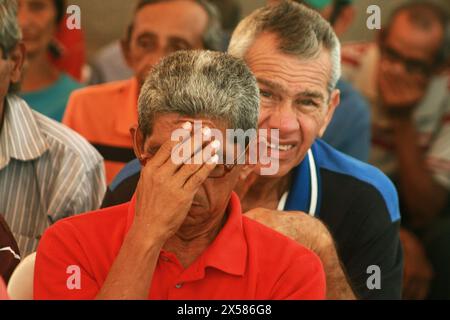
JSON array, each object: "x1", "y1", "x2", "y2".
[
  {"x1": 380, "y1": 44, "x2": 434, "y2": 76},
  {"x1": 134, "y1": 128, "x2": 249, "y2": 179}
]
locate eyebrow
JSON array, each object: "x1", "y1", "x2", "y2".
[
  {"x1": 136, "y1": 32, "x2": 193, "y2": 48},
  {"x1": 257, "y1": 78, "x2": 326, "y2": 102}
]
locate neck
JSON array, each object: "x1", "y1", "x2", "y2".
[
  {"x1": 236, "y1": 172, "x2": 292, "y2": 212},
  {"x1": 163, "y1": 211, "x2": 228, "y2": 268},
  {"x1": 22, "y1": 51, "x2": 59, "y2": 92}
]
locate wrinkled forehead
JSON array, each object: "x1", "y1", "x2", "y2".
[
  {"x1": 387, "y1": 11, "x2": 444, "y2": 60},
  {"x1": 244, "y1": 33, "x2": 332, "y2": 97},
  {"x1": 146, "y1": 113, "x2": 228, "y2": 140}
]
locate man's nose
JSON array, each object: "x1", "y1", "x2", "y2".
[{"x1": 268, "y1": 103, "x2": 300, "y2": 133}]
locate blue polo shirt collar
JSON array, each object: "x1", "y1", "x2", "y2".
[{"x1": 284, "y1": 143, "x2": 321, "y2": 217}]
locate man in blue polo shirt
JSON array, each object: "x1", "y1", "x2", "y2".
[{"x1": 102, "y1": 2, "x2": 402, "y2": 299}]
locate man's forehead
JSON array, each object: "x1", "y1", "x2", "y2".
[
  {"x1": 388, "y1": 11, "x2": 444, "y2": 60},
  {"x1": 245, "y1": 34, "x2": 332, "y2": 95},
  {"x1": 147, "y1": 114, "x2": 227, "y2": 138},
  {"x1": 133, "y1": 1, "x2": 208, "y2": 40}
]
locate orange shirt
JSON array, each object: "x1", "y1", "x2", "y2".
[
  {"x1": 63, "y1": 78, "x2": 139, "y2": 183},
  {"x1": 34, "y1": 193, "x2": 326, "y2": 300}
]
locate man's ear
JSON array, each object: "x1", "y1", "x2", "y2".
[
  {"x1": 318, "y1": 89, "x2": 340, "y2": 138},
  {"x1": 120, "y1": 37, "x2": 133, "y2": 69},
  {"x1": 9, "y1": 42, "x2": 26, "y2": 84},
  {"x1": 130, "y1": 125, "x2": 146, "y2": 165}
]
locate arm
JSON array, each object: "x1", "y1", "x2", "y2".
[
  {"x1": 245, "y1": 209, "x2": 356, "y2": 300},
  {"x1": 378, "y1": 60, "x2": 448, "y2": 227},
  {"x1": 391, "y1": 115, "x2": 447, "y2": 227},
  {"x1": 96, "y1": 124, "x2": 219, "y2": 299}
]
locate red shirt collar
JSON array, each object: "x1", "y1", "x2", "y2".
[{"x1": 126, "y1": 192, "x2": 248, "y2": 277}]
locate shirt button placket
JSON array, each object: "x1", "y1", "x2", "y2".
[{"x1": 175, "y1": 283, "x2": 183, "y2": 289}]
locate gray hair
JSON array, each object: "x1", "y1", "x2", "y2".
[
  {"x1": 138, "y1": 50, "x2": 259, "y2": 137},
  {"x1": 0, "y1": 0, "x2": 21, "y2": 57},
  {"x1": 228, "y1": 0, "x2": 341, "y2": 93},
  {"x1": 128, "y1": 0, "x2": 224, "y2": 51}
]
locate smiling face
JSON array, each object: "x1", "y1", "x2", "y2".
[
  {"x1": 124, "y1": 0, "x2": 208, "y2": 87},
  {"x1": 379, "y1": 10, "x2": 444, "y2": 84},
  {"x1": 245, "y1": 32, "x2": 340, "y2": 177},
  {"x1": 133, "y1": 113, "x2": 243, "y2": 228}
]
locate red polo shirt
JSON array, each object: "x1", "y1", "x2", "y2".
[
  {"x1": 34, "y1": 193, "x2": 325, "y2": 300},
  {"x1": 0, "y1": 278, "x2": 9, "y2": 300}
]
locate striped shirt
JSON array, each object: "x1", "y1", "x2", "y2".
[
  {"x1": 0, "y1": 95, "x2": 106, "y2": 256},
  {"x1": 342, "y1": 42, "x2": 450, "y2": 190}
]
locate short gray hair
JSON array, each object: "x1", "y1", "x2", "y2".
[
  {"x1": 138, "y1": 50, "x2": 259, "y2": 137},
  {"x1": 0, "y1": 0, "x2": 21, "y2": 57},
  {"x1": 228, "y1": 1, "x2": 341, "y2": 93}
]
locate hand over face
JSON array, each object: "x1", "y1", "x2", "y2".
[{"x1": 133, "y1": 123, "x2": 221, "y2": 243}]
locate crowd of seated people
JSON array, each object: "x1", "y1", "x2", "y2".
[{"x1": 1, "y1": 0, "x2": 449, "y2": 300}]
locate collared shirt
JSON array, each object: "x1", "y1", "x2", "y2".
[
  {"x1": 341, "y1": 42, "x2": 450, "y2": 190},
  {"x1": 63, "y1": 78, "x2": 139, "y2": 183},
  {"x1": 34, "y1": 192, "x2": 325, "y2": 300},
  {"x1": 0, "y1": 95, "x2": 106, "y2": 256},
  {"x1": 102, "y1": 139, "x2": 403, "y2": 299}
]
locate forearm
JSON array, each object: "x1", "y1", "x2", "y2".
[
  {"x1": 96, "y1": 225, "x2": 164, "y2": 300},
  {"x1": 391, "y1": 116, "x2": 447, "y2": 224},
  {"x1": 318, "y1": 243, "x2": 356, "y2": 300}
]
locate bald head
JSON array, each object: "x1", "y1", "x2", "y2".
[{"x1": 385, "y1": 2, "x2": 448, "y2": 65}]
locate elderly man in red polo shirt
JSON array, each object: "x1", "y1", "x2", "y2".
[{"x1": 34, "y1": 50, "x2": 325, "y2": 300}]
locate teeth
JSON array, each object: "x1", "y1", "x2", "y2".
[{"x1": 269, "y1": 143, "x2": 294, "y2": 151}]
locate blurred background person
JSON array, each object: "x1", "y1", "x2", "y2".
[
  {"x1": 17, "y1": 0, "x2": 82, "y2": 122},
  {"x1": 63, "y1": 0, "x2": 224, "y2": 183},
  {"x1": 269, "y1": 0, "x2": 371, "y2": 162},
  {"x1": 1, "y1": 0, "x2": 106, "y2": 256},
  {"x1": 88, "y1": 0, "x2": 238, "y2": 85},
  {"x1": 51, "y1": 6, "x2": 86, "y2": 82},
  {"x1": 341, "y1": 1, "x2": 450, "y2": 299}
]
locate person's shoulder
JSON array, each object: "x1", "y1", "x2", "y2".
[
  {"x1": 336, "y1": 79, "x2": 370, "y2": 114},
  {"x1": 58, "y1": 73, "x2": 83, "y2": 91},
  {"x1": 42, "y1": 203, "x2": 129, "y2": 244},
  {"x1": 314, "y1": 140, "x2": 400, "y2": 222},
  {"x1": 33, "y1": 111, "x2": 103, "y2": 169},
  {"x1": 68, "y1": 78, "x2": 135, "y2": 104},
  {"x1": 110, "y1": 159, "x2": 141, "y2": 192}
]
